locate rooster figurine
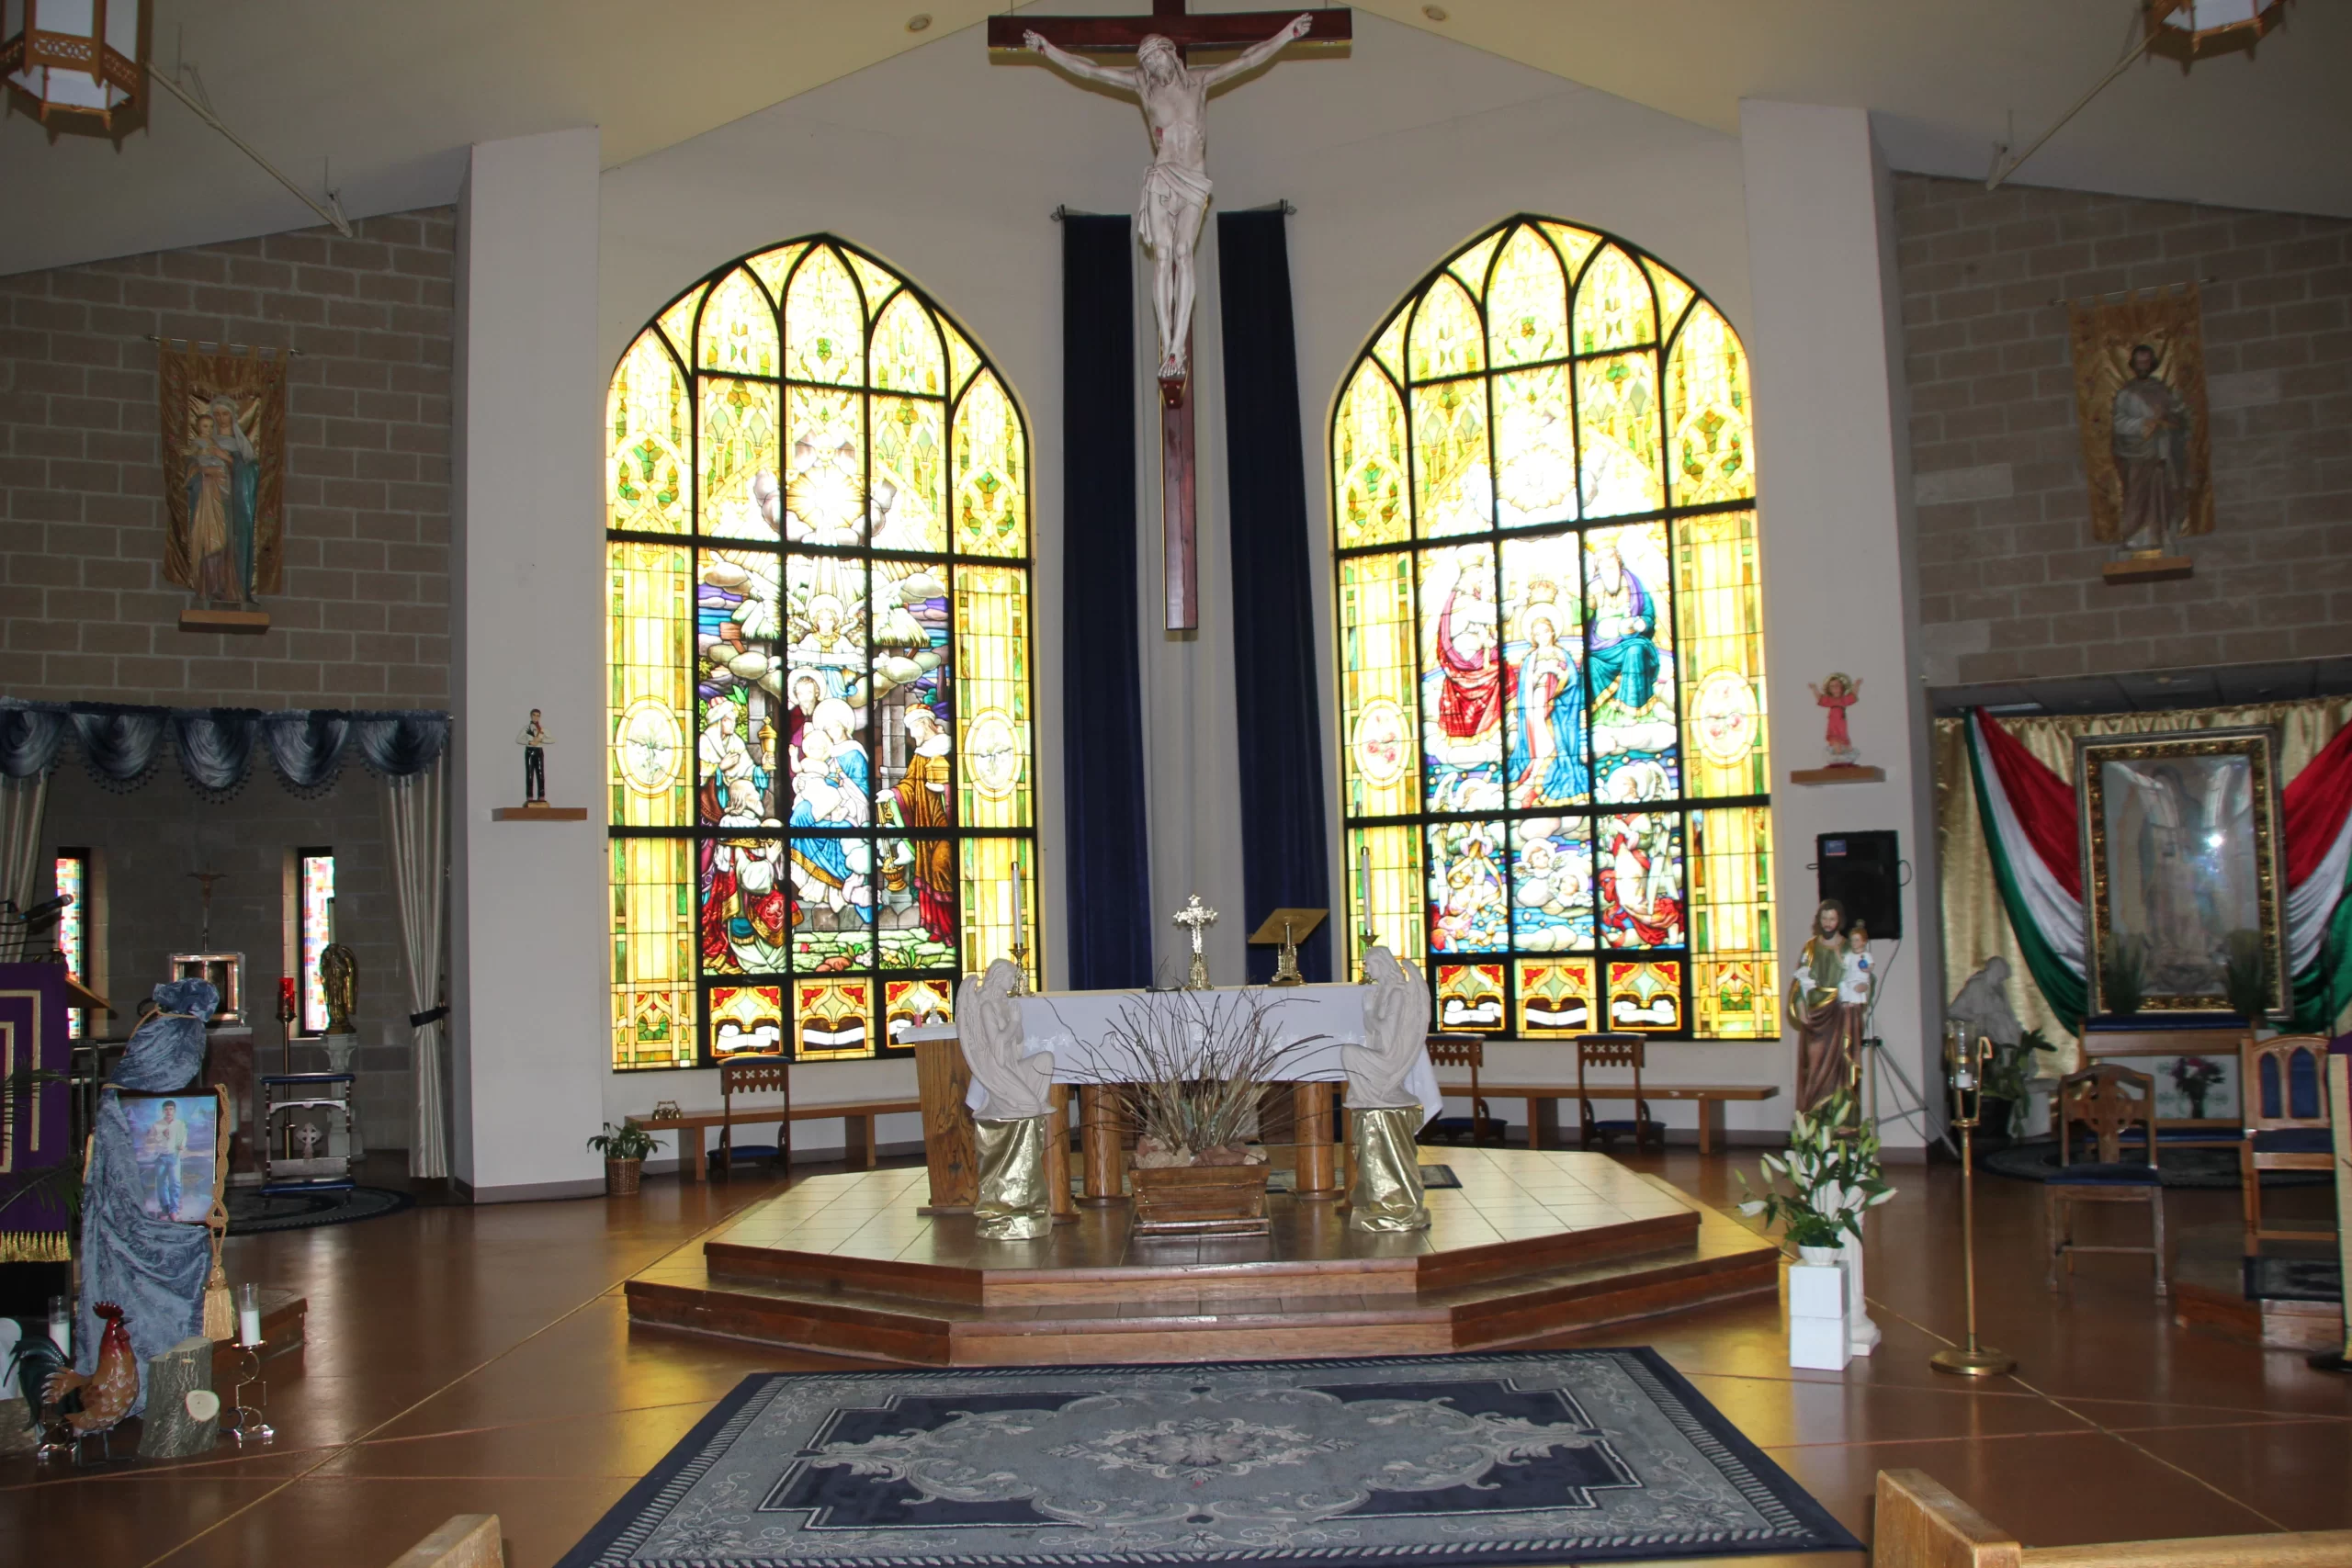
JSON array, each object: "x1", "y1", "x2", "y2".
[{"x1": 43, "y1": 1303, "x2": 139, "y2": 1459}]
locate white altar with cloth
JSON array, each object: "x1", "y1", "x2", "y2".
[{"x1": 917, "y1": 984, "x2": 1442, "y2": 1123}]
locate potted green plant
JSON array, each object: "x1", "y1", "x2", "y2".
[
  {"x1": 1978, "y1": 1026, "x2": 2061, "y2": 1145},
  {"x1": 587, "y1": 1120, "x2": 658, "y2": 1196},
  {"x1": 1739, "y1": 1089, "x2": 1895, "y2": 1369}
]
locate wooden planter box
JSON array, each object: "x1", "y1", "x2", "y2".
[{"x1": 1130, "y1": 1162, "x2": 1272, "y2": 1237}]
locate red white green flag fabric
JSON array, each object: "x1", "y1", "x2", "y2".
[{"x1": 1961, "y1": 708, "x2": 2352, "y2": 1033}]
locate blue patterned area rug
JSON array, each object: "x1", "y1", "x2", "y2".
[{"x1": 558, "y1": 1350, "x2": 1859, "y2": 1568}]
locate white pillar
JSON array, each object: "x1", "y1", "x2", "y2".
[
  {"x1": 448, "y1": 128, "x2": 609, "y2": 1199},
  {"x1": 1741, "y1": 102, "x2": 1943, "y2": 1151}
]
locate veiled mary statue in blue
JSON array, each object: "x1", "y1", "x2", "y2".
[{"x1": 74, "y1": 979, "x2": 217, "y2": 1411}]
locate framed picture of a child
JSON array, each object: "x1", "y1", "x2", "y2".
[
  {"x1": 158, "y1": 344, "x2": 288, "y2": 608},
  {"x1": 107, "y1": 1086, "x2": 230, "y2": 1225}
]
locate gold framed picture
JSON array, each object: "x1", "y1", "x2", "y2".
[{"x1": 2075, "y1": 728, "x2": 2286, "y2": 1019}]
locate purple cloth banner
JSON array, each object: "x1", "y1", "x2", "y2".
[{"x1": 0, "y1": 964, "x2": 73, "y2": 1258}]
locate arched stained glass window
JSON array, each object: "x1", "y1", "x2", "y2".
[
  {"x1": 1333, "y1": 216, "x2": 1773, "y2": 1041},
  {"x1": 605, "y1": 236, "x2": 1035, "y2": 1070}
]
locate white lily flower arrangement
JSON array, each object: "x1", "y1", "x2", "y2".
[{"x1": 1737, "y1": 1089, "x2": 1896, "y2": 1249}]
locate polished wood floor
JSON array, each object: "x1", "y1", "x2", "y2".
[{"x1": 1, "y1": 1147, "x2": 2341, "y2": 1567}]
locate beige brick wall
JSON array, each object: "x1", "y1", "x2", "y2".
[
  {"x1": 0, "y1": 208, "x2": 454, "y2": 705},
  {"x1": 1896, "y1": 175, "x2": 2352, "y2": 687}
]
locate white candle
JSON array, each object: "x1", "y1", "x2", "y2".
[
  {"x1": 239, "y1": 1303, "x2": 262, "y2": 1348},
  {"x1": 1356, "y1": 844, "x2": 1373, "y2": 925},
  {"x1": 1012, "y1": 865, "x2": 1024, "y2": 942}
]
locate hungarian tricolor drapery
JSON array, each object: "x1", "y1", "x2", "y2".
[{"x1": 1961, "y1": 707, "x2": 2352, "y2": 1033}]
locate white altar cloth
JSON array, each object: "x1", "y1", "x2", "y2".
[{"x1": 918, "y1": 985, "x2": 1442, "y2": 1124}]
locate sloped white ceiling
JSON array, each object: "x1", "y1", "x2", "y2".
[{"x1": 3, "y1": 0, "x2": 2346, "y2": 278}]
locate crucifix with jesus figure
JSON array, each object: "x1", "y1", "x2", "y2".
[{"x1": 991, "y1": 1, "x2": 1351, "y2": 630}]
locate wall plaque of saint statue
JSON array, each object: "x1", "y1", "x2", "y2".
[
  {"x1": 2075, "y1": 728, "x2": 2286, "y2": 1021},
  {"x1": 159, "y1": 344, "x2": 287, "y2": 617},
  {"x1": 2066, "y1": 285, "x2": 2212, "y2": 561}
]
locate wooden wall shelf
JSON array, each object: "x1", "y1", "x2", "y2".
[
  {"x1": 2102, "y1": 556, "x2": 2193, "y2": 585},
  {"x1": 179, "y1": 608, "x2": 270, "y2": 635},
  {"x1": 490, "y1": 805, "x2": 588, "y2": 821},
  {"x1": 1791, "y1": 764, "x2": 1885, "y2": 785}
]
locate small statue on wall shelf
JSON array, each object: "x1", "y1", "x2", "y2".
[
  {"x1": 516, "y1": 709, "x2": 549, "y2": 805},
  {"x1": 1809, "y1": 673, "x2": 1862, "y2": 768}
]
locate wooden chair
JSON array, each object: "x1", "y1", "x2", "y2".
[
  {"x1": 1576, "y1": 1033, "x2": 1658, "y2": 1152},
  {"x1": 2044, "y1": 1063, "x2": 2165, "y2": 1296},
  {"x1": 717, "y1": 1055, "x2": 791, "y2": 1176},
  {"x1": 1420, "y1": 1034, "x2": 1497, "y2": 1145},
  {"x1": 2240, "y1": 1032, "x2": 2335, "y2": 1256}
]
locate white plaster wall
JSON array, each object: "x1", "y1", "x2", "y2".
[
  {"x1": 1739, "y1": 102, "x2": 1941, "y2": 1150},
  {"x1": 449, "y1": 128, "x2": 613, "y2": 1198},
  {"x1": 585, "y1": 13, "x2": 1796, "y2": 1145}
]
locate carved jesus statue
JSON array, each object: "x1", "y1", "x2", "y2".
[{"x1": 1024, "y1": 13, "x2": 1315, "y2": 389}]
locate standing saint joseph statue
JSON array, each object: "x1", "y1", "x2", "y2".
[{"x1": 1024, "y1": 14, "x2": 1315, "y2": 392}]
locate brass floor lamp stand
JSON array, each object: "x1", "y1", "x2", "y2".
[{"x1": 1932, "y1": 1026, "x2": 2016, "y2": 1379}]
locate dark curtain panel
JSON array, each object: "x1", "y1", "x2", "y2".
[
  {"x1": 1216, "y1": 209, "x2": 1332, "y2": 983},
  {"x1": 1060, "y1": 214, "x2": 1155, "y2": 988}
]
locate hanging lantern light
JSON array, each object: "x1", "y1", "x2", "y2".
[
  {"x1": 2144, "y1": 0, "x2": 2291, "y2": 65},
  {"x1": 1, "y1": 0, "x2": 147, "y2": 129}
]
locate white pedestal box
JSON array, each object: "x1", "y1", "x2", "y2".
[{"x1": 1789, "y1": 1250, "x2": 1852, "y2": 1371}]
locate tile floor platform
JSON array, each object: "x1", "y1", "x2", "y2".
[{"x1": 2, "y1": 1147, "x2": 2342, "y2": 1567}]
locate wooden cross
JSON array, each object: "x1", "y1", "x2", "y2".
[{"x1": 992, "y1": 1, "x2": 1351, "y2": 632}]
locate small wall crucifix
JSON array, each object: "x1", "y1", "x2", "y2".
[{"x1": 993, "y1": 0, "x2": 1351, "y2": 631}]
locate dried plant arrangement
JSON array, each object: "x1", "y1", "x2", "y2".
[{"x1": 1061, "y1": 987, "x2": 1326, "y2": 1168}]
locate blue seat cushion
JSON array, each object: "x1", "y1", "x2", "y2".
[
  {"x1": 1587, "y1": 1117, "x2": 1646, "y2": 1131},
  {"x1": 2251, "y1": 1128, "x2": 2334, "y2": 1155},
  {"x1": 2044, "y1": 1162, "x2": 2162, "y2": 1185},
  {"x1": 711, "y1": 1142, "x2": 785, "y2": 1168}
]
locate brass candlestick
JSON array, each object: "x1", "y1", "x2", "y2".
[
  {"x1": 1357, "y1": 924, "x2": 1380, "y2": 984},
  {"x1": 1008, "y1": 940, "x2": 1031, "y2": 997},
  {"x1": 1931, "y1": 1022, "x2": 2016, "y2": 1378}
]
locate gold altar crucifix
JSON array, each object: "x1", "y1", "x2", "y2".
[{"x1": 991, "y1": 1, "x2": 1351, "y2": 630}]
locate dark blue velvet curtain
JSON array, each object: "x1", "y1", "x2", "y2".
[
  {"x1": 1216, "y1": 209, "x2": 1332, "y2": 983},
  {"x1": 0, "y1": 702, "x2": 447, "y2": 794},
  {"x1": 1060, "y1": 214, "x2": 1156, "y2": 989}
]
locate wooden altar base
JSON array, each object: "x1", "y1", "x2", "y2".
[{"x1": 624, "y1": 1149, "x2": 1778, "y2": 1365}]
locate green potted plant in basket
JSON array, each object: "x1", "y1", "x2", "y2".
[{"x1": 587, "y1": 1120, "x2": 658, "y2": 1196}]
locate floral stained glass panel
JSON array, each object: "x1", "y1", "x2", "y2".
[
  {"x1": 1436, "y1": 963, "x2": 1506, "y2": 1032},
  {"x1": 1607, "y1": 959, "x2": 1683, "y2": 1032},
  {"x1": 697, "y1": 378, "x2": 780, "y2": 541},
  {"x1": 955, "y1": 565, "x2": 1030, "y2": 829},
  {"x1": 1668, "y1": 302, "x2": 1755, "y2": 507},
  {"x1": 871, "y1": 396, "x2": 946, "y2": 553},
  {"x1": 1574, "y1": 354, "x2": 1664, "y2": 519},
  {"x1": 608, "y1": 541, "x2": 694, "y2": 829},
  {"x1": 608, "y1": 332, "x2": 689, "y2": 536},
  {"x1": 1690, "y1": 806, "x2": 1776, "y2": 1040},
  {"x1": 953, "y1": 372, "x2": 1026, "y2": 558},
  {"x1": 1338, "y1": 552, "x2": 1419, "y2": 819},
  {"x1": 1333, "y1": 364, "x2": 1410, "y2": 548},
  {"x1": 784, "y1": 246, "x2": 865, "y2": 387},
  {"x1": 1674, "y1": 511, "x2": 1768, "y2": 799},
  {"x1": 1573, "y1": 246, "x2": 1655, "y2": 354},
  {"x1": 871, "y1": 290, "x2": 946, "y2": 397},
  {"x1": 1517, "y1": 957, "x2": 1596, "y2": 1036},
  {"x1": 1410, "y1": 377, "x2": 1491, "y2": 539},
  {"x1": 1348, "y1": 823, "x2": 1424, "y2": 973},
  {"x1": 1408, "y1": 276, "x2": 1484, "y2": 383},
  {"x1": 698, "y1": 268, "x2": 778, "y2": 378},
  {"x1": 613, "y1": 837, "x2": 695, "y2": 1068},
  {"x1": 1486, "y1": 225, "x2": 1567, "y2": 369}
]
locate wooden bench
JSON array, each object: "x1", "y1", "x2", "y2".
[
  {"x1": 1432, "y1": 1080, "x2": 1778, "y2": 1155},
  {"x1": 1875, "y1": 1466, "x2": 2352, "y2": 1568},
  {"x1": 633, "y1": 1099, "x2": 922, "y2": 1182}
]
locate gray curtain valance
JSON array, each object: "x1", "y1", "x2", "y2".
[{"x1": 0, "y1": 702, "x2": 448, "y2": 796}]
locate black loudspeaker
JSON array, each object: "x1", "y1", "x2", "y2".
[{"x1": 1816, "y1": 830, "x2": 1902, "y2": 940}]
